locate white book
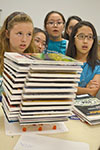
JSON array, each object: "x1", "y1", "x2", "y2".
[
  {"x1": 18, "y1": 116, "x2": 68, "y2": 124},
  {"x1": 21, "y1": 99, "x2": 73, "y2": 105},
  {"x1": 4, "y1": 64, "x2": 27, "y2": 77},
  {"x1": 4, "y1": 58, "x2": 30, "y2": 72},
  {"x1": 30, "y1": 64, "x2": 82, "y2": 72},
  {"x1": 2, "y1": 102, "x2": 18, "y2": 118},
  {"x1": 3, "y1": 78, "x2": 22, "y2": 94},
  {"x1": 19, "y1": 113, "x2": 70, "y2": 119},
  {"x1": 2, "y1": 93, "x2": 20, "y2": 111},
  {"x1": 20, "y1": 104, "x2": 72, "y2": 111},
  {"x1": 2, "y1": 83, "x2": 21, "y2": 100},
  {"x1": 3, "y1": 72, "x2": 24, "y2": 88},
  {"x1": 26, "y1": 76, "x2": 80, "y2": 82},
  {"x1": 4, "y1": 52, "x2": 33, "y2": 64},
  {"x1": 2, "y1": 106, "x2": 18, "y2": 122},
  {"x1": 2, "y1": 92, "x2": 20, "y2": 105},
  {"x1": 24, "y1": 82, "x2": 78, "y2": 87},
  {"x1": 28, "y1": 72, "x2": 81, "y2": 78},
  {"x1": 22, "y1": 93, "x2": 76, "y2": 99},
  {"x1": 19, "y1": 110, "x2": 71, "y2": 115},
  {"x1": 4, "y1": 68, "x2": 26, "y2": 82},
  {"x1": 2, "y1": 94, "x2": 19, "y2": 114},
  {"x1": 23, "y1": 87, "x2": 77, "y2": 93}
]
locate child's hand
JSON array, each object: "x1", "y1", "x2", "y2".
[{"x1": 86, "y1": 80, "x2": 100, "y2": 89}]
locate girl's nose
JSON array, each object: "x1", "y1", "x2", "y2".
[{"x1": 21, "y1": 35, "x2": 27, "y2": 41}]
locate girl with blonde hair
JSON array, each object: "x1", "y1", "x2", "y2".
[{"x1": 0, "y1": 11, "x2": 37, "y2": 75}]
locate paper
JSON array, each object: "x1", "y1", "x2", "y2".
[
  {"x1": 14, "y1": 134, "x2": 89, "y2": 150},
  {"x1": 4, "y1": 117, "x2": 68, "y2": 135}
]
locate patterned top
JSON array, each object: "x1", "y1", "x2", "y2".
[{"x1": 44, "y1": 39, "x2": 68, "y2": 55}]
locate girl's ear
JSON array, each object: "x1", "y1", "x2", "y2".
[{"x1": 5, "y1": 30, "x2": 9, "y2": 39}]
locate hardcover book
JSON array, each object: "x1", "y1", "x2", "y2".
[{"x1": 73, "y1": 94, "x2": 100, "y2": 125}]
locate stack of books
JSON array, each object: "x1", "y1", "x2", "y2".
[
  {"x1": 2, "y1": 52, "x2": 83, "y2": 125},
  {"x1": 2, "y1": 53, "x2": 34, "y2": 122},
  {"x1": 73, "y1": 94, "x2": 100, "y2": 125}
]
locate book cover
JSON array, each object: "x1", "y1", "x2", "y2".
[{"x1": 73, "y1": 95, "x2": 100, "y2": 124}]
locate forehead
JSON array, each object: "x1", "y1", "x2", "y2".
[
  {"x1": 47, "y1": 13, "x2": 63, "y2": 21},
  {"x1": 77, "y1": 25, "x2": 93, "y2": 34},
  {"x1": 69, "y1": 19, "x2": 79, "y2": 26},
  {"x1": 12, "y1": 22, "x2": 33, "y2": 31},
  {"x1": 34, "y1": 32, "x2": 46, "y2": 40}
]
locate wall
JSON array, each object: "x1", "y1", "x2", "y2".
[{"x1": 0, "y1": 0, "x2": 100, "y2": 35}]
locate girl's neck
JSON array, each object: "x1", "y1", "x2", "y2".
[
  {"x1": 49, "y1": 36, "x2": 63, "y2": 41},
  {"x1": 75, "y1": 53, "x2": 88, "y2": 63}
]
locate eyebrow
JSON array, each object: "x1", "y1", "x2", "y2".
[
  {"x1": 78, "y1": 33, "x2": 93, "y2": 35},
  {"x1": 34, "y1": 37, "x2": 46, "y2": 43},
  {"x1": 48, "y1": 19, "x2": 63, "y2": 21}
]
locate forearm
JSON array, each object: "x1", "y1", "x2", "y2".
[{"x1": 76, "y1": 86, "x2": 99, "y2": 96}]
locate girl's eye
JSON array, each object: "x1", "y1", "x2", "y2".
[
  {"x1": 27, "y1": 33, "x2": 32, "y2": 36},
  {"x1": 43, "y1": 42, "x2": 46, "y2": 47},
  {"x1": 34, "y1": 39, "x2": 39, "y2": 43},
  {"x1": 17, "y1": 32, "x2": 22, "y2": 36}
]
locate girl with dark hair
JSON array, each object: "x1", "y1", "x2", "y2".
[
  {"x1": 33, "y1": 27, "x2": 48, "y2": 53},
  {"x1": 64, "y1": 15, "x2": 82, "y2": 40},
  {"x1": 44, "y1": 11, "x2": 68, "y2": 55},
  {"x1": 66, "y1": 21, "x2": 100, "y2": 96}
]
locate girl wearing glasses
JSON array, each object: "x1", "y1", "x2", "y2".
[
  {"x1": 0, "y1": 11, "x2": 37, "y2": 101},
  {"x1": 44, "y1": 11, "x2": 68, "y2": 55},
  {"x1": 63, "y1": 15, "x2": 82, "y2": 40},
  {"x1": 66, "y1": 21, "x2": 100, "y2": 96},
  {"x1": 33, "y1": 27, "x2": 48, "y2": 53}
]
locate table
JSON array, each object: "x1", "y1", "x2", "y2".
[{"x1": 0, "y1": 103, "x2": 100, "y2": 150}]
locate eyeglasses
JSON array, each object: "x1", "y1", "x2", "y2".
[
  {"x1": 75, "y1": 33, "x2": 94, "y2": 41},
  {"x1": 46, "y1": 21, "x2": 64, "y2": 27}
]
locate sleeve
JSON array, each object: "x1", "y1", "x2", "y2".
[{"x1": 95, "y1": 65, "x2": 100, "y2": 74}]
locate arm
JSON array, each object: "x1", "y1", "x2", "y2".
[{"x1": 76, "y1": 74, "x2": 100, "y2": 96}]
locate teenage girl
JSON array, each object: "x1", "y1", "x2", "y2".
[
  {"x1": 63, "y1": 15, "x2": 82, "y2": 40},
  {"x1": 66, "y1": 21, "x2": 100, "y2": 96},
  {"x1": 33, "y1": 27, "x2": 48, "y2": 53},
  {"x1": 0, "y1": 11, "x2": 37, "y2": 101},
  {"x1": 0, "y1": 11, "x2": 37, "y2": 75},
  {"x1": 44, "y1": 11, "x2": 68, "y2": 55}
]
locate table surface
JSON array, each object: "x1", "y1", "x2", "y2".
[{"x1": 0, "y1": 103, "x2": 100, "y2": 150}]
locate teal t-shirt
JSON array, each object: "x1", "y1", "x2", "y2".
[
  {"x1": 79, "y1": 62, "x2": 100, "y2": 87},
  {"x1": 45, "y1": 39, "x2": 68, "y2": 55}
]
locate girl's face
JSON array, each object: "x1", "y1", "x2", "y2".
[
  {"x1": 45, "y1": 13, "x2": 64, "y2": 40},
  {"x1": 75, "y1": 25, "x2": 94, "y2": 57},
  {"x1": 34, "y1": 32, "x2": 46, "y2": 53},
  {"x1": 7, "y1": 22, "x2": 33, "y2": 53},
  {"x1": 66, "y1": 19, "x2": 79, "y2": 36}
]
